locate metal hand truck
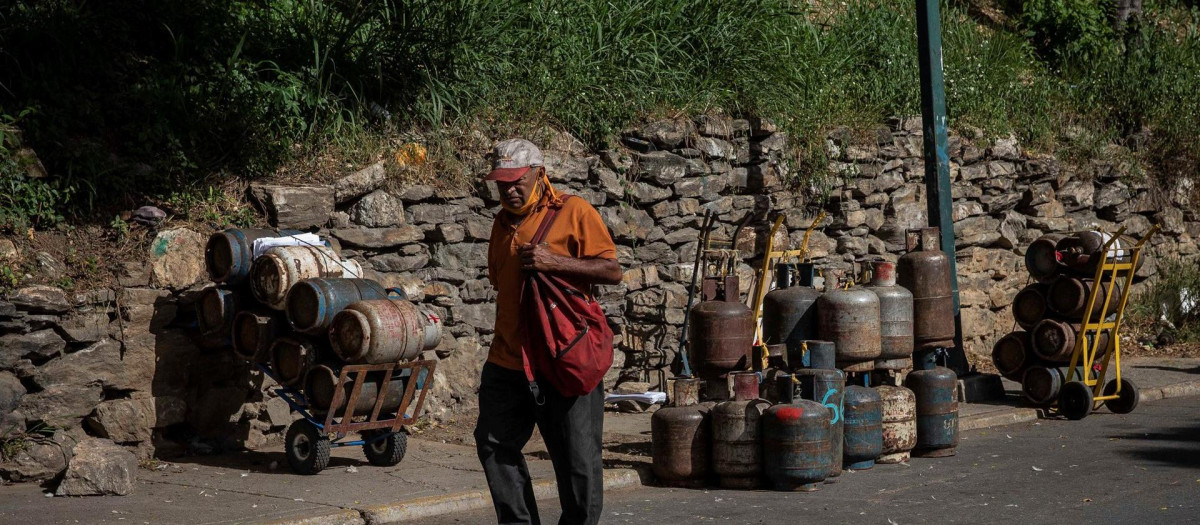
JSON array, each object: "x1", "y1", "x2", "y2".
[
  {"x1": 257, "y1": 359, "x2": 437, "y2": 474},
  {"x1": 1057, "y1": 225, "x2": 1158, "y2": 420}
]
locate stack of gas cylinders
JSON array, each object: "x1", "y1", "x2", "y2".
[
  {"x1": 196, "y1": 228, "x2": 442, "y2": 415},
  {"x1": 992, "y1": 231, "x2": 1130, "y2": 405},
  {"x1": 652, "y1": 227, "x2": 960, "y2": 491}
]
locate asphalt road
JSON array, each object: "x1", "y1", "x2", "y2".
[{"x1": 428, "y1": 396, "x2": 1200, "y2": 525}]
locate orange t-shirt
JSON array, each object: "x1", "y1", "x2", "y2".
[{"x1": 486, "y1": 196, "x2": 617, "y2": 371}]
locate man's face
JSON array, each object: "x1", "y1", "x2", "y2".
[{"x1": 496, "y1": 168, "x2": 539, "y2": 209}]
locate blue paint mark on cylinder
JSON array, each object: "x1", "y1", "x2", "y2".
[{"x1": 842, "y1": 385, "x2": 883, "y2": 470}]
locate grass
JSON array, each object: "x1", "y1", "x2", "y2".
[
  {"x1": 1, "y1": 0, "x2": 1199, "y2": 222},
  {"x1": 1129, "y1": 258, "x2": 1200, "y2": 344}
]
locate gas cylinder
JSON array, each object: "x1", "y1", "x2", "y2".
[
  {"x1": 790, "y1": 340, "x2": 836, "y2": 370},
  {"x1": 197, "y1": 287, "x2": 240, "y2": 341},
  {"x1": 251, "y1": 245, "x2": 363, "y2": 310},
  {"x1": 1012, "y1": 282, "x2": 1049, "y2": 331},
  {"x1": 1031, "y1": 319, "x2": 1113, "y2": 363},
  {"x1": 232, "y1": 309, "x2": 286, "y2": 363},
  {"x1": 897, "y1": 228, "x2": 955, "y2": 350},
  {"x1": 270, "y1": 336, "x2": 328, "y2": 387},
  {"x1": 876, "y1": 385, "x2": 917, "y2": 464},
  {"x1": 652, "y1": 378, "x2": 710, "y2": 488},
  {"x1": 689, "y1": 278, "x2": 754, "y2": 379},
  {"x1": 793, "y1": 368, "x2": 845, "y2": 479},
  {"x1": 817, "y1": 285, "x2": 881, "y2": 373},
  {"x1": 1047, "y1": 276, "x2": 1122, "y2": 321},
  {"x1": 904, "y1": 348, "x2": 958, "y2": 458},
  {"x1": 712, "y1": 372, "x2": 770, "y2": 489},
  {"x1": 762, "y1": 263, "x2": 821, "y2": 360},
  {"x1": 992, "y1": 331, "x2": 1035, "y2": 381},
  {"x1": 1055, "y1": 231, "x2": 1140, "y2": 276},
  {"x1": 330, "y1": 298, "x2": 443, "y2": 364},
  {"x1": 285, "y1": 278, "x2": 389, "y2": 335},
  {"x1": 865, "y1": 261, "x2": 914, "y2": 370},
  {"x1": 205, "y1": 228, "x2": 303, "y2": 285},
  {"x1": 1022, "y1": 365, "x2": 1087, "y2": 405},
  {"x1": 304, "y1": 364, "x2": 420, "y2": 414},
  {"x1": 1025, "y1": 233, "x2": 1068, "y2": 282},
  {"x1": 842, "y1": 383, "x2": 883, "y2": 470},
  {"x1": 763, "y1": 393, "x2": 832, "y2": 491}
]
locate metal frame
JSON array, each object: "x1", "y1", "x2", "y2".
[
  {"x1": 255, "y1": 359, "x2": 436, "y2": 448},
  {"x1": 1063, "y1": 226, "x2": 1158, "y2": 410},
  {"x1": 749, "y1": 212, "x2": 825, "y2": 369}
]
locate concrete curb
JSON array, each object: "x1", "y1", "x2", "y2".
[
  {"x1": 955, "y1": 379, "x2": 1200, "y2": 433},
  {"x1": 252, "y1": 468, "x2": 643, "y2": 525}
]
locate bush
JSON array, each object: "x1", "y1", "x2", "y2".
[{"x1": 1131, "y1": 258, "x2": 1200, "y2": 343}]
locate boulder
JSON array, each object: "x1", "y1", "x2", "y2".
[
  {"x1": 0, "y1": 371, "x2": 24, "y2": 413},
  {"x1": 348, "y1": 190, "x2": 405, "y2": 227},
  {"x1": 34, "y1": 338, "x2": 150, "y2": 394},
  {"x1": 55, "y1": 438, "x2": 138, "y2": 496},
  {"x1": 9, "y1": 285, "x2": 70, "y2": 314},
  {"x1": 633, "y1": 151, "x2": 689, "y2": 186},
  {"x1": 333, "y1": 162, "x2": 388, "y2": 204},
  {"x1": 0, "y1": 239, "x2": 17, "y2": 262},
  {"x1": 264, "y1": 396, "x2": 293, "y2": 428},
  {"x1": 0, "y1": 329, "x2": 66, "y2": 368},
  {"x1": 0, "y1": 430, "x2": 79, "y2": 482},
  {"x1": 18, "y1": 383, "x2": 103, "y2": 429},
  {"x1": 248, "y1": 184, "x2": 334, "y2": 229},
  {"x1": 331, "y1": 225, "x2": 423, "y2": 249},
  {"x1": 1057, "y1": 180, "x2": 1094, "y2": 211},
  {"x1": 85, "y1": 397, "x2": 186, "y2": 443},
  {"x1": 149, "y1": 228, "x2": 207, "y2": 290}
]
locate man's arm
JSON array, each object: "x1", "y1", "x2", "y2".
[{"x1": 518, "y1": 243, "x2": 623, "y2": 285}]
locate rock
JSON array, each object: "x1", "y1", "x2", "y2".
[
  {"x1": 35, "y1": 251, "x2": 66, "y2": 281},
  {"x1": 1094, "y1": 182, "x2": 1132, "y2": 220},
  {"x1": 333, "y1": 162, "x2": 387, "y2": 204},
  {"x1": 0, "y1": 239, "x2": 18, "y2": 262},
  {"x1": 464, "y1": 216, "x2": 494, "y2": 240},
  {"x1": 58, "y1": 311, "x2": 110, "y2": 343},
  {"x1": 407, "y1": 203, "x2": 469, "y2": 225},
  {"x1": 952, "y1": 201, "x2": 985, "y2": 221},
  {"x1": 55, "y1": 438, "x2": 138, "y2": 496},
  {"x1": 85, "y1": 397, "x2": 186, "y2": 443},
  {"x1": 997, "y1": 211, "x2": 1027, "y2": 249},
  {"x1": 989, "y1": 136, "x2": 1020, "y2": 160},
  {"x1": 249, "y1": 184, "x2": 334, "y2": 229},
  {"x1": 0, "y1": 430, "x2": 79, "y2": 482},
  {"x1": 633, "y1": 151, "x2": 689, "y2": 186},
  {"x1": 1057, "y1": 181, "x2": 1094, "y2": 211},
  {"x1": 954, "y1": 216, "x2": 1001, "y2": 248},
  {"x1": 695, "y1": 115, "x2": 734, "y2": 138},
  {"x1": 264, "y1": 396, "x2": 293, "y2": 427},
  {"x1": 449, "y1": 303, "x2": 495, "y2": 332},
  {"x1": 640, "y1": 119, "x2": 695, "y2": 149},
  {"x1": 630, "y1": 182, "x2": 672, "y2": 204},
  {"x1": 430, "y1": 243, "x2": 487, "y2": 271},
  {"x1": 399, "y1": 184, "x2": 436, "y2": 202},
  {"x1": 1155, "y1": 207, "x2": 1186, "y2": 234},
  {"x1": 0, "y1": 372, "x2": 24, "y2": 413},
  {"x1": 9, "y1": 285, "x2": 70, "y2": 314},
  {"x1": 34, "y1": 339, "x2": 143, "y2": 393},
  {"x1": 623, "y1": 266, "x2": 661, "y2": 291},
  {"x1": 0, "y1": 329, "x2": 66, "y2": 368},
  {"x1": 348, "y1": 190, "x2": 405, "y2": 227},
  {"x1": 371, "y1": 253, "x2": 430, "y2": 272},
  {"x1": 18, "y1": 383, "x2": 103, "y2": 428},
  {"x1": 331, "y1": 226, "x2": 423, "y2": 249},
  {"x1": 601, "y1": 206, "x2": 655, "y2": 242},
  {"x1": 148, "y1": 228, "x2": 207, "y2": 290},
  {"x1": 959, "y1": 164, "x2": 988, "y2": 181},
  {"x1": 543, "y1": 151, "x2": 590, "y2": 182},
  {"x1": 981, "y1": 192, "x2": 1022, "y2": 213}
]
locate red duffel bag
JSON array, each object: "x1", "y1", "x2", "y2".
[{"x1": 519, "y1": 197, "x2": 615, "y2": 398}]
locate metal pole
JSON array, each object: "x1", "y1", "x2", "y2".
[{"x1": 916, "y1": 0, "x2": 967, "y2": 375}]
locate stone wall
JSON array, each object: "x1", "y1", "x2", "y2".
[{"x1": 2, "y1": 115, "x2": 1197, "y2": 483}]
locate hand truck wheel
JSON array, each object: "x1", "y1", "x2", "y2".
[
  {"x1": 1103, "y1": 378, "x2": 1140, "y2": 414},
  {"x1": 362, "y1": 430, "x2": 408, "y2": 467},
  {"x1": 1059, "y1": 381, "x2": 1093, "y2": 421},
  {"x1": 285, "y1": 420, "x2": 331, "y2": 475}
]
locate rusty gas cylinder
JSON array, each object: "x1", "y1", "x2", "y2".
[
  {"x1": 842, "y1": 383, "x2": 883, "y2": 470},
  {"x1": 232, "y1": 309, "x2": 287, "y2": 363},
  {"x1": 712, "y1": 372, "x2": 770, "y2": 489},
  {"x1": 875, "y1": 385, "x2": 917, "y2": 464},
  {"x1": 251, "y1": 245, "x2": 363, "y2": 310},
  {"x1": 865, "y1": 261, "x2": 914, "y2": 370},
  {"x1": 330, "y1": 298, "x2": 442, "y2": 364},
  {"x1": 652, "y1": 378, "x2": 710, "y2": 488},
  {"x1": 792, "y1": 340, "x2": 836, "y2": 370},
  {"x1": 1012, "y1": 282, "x2": 1050, "y2": 330},
  {"x1": 763, "y1": 263, "x2": 822, "y2": 362},
  {"x1": 689, "y1": 279, "x2": 754, "y2": 379},
  {"x1": 763, "y1": 397, "x2": 832, "y2": 491},
  {"x1": 197, "y1": 287, "x2": 240, "y2": 341},
  {"x1": 1025, "y1": 233, "x2": 1068, "y2": 282},
  {"x1": 205, "y1": 228, "x2": 303, "y2": 285},
  {"x1": 897, "y1": 228, "x2": 955, "y2": 350},
  {"x1": 1047, "y1": 276, "x2": 1122, "y2": 322},
  {"x1": 904, "y1": 348, "x2": 958, "y2": 458},
  {"x1": 1022, "y1": 365, "x2": 1086, "y2": 405},
  {"x1": 817, "y1": 285, "x2": 881, "y2": 373},
  {"x1": 304, "y1": 364, "x2": 425, "y2": 415},
  {"x1": 1055, "y1": 231, "x2": 1141, "y2": 276},
  {"x1": 285, "y1": 278, "x2": 389, "y2": 335},
  {"x1": 992, "y1": 331, "x2": 1035, "y2": 381},
  {"x1": 270, "y1": 336, "x2": 328, "y2": 387},
  {"x1": 793, "y1": 368, "x2": 845, "y2": 479},
  {"x1": 1032, "y1": 320, "x2": 1111, "y2": 363}
]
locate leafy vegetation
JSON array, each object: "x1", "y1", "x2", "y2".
[
  {"x1": 1130, "y1": 258, "x2": 1200, "y2": 344},
  {"x1": 1, "y1": 0, "x2": 1198, "y2": 223}
]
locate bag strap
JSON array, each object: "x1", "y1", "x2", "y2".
[
  {"x1": 529, "y1": 195, "x2": 573, "y2": 246},
  {"x1": 519, "y1": 195, "x2": 575, "y2": 403}
]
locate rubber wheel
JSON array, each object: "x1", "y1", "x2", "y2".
[
  {"x1": 1103, "y1": 378, "x2": 1140, "y2": 414},
  {"x1": 285, "y1": 420, "x2": 331, "y2": 475},
  {"x1": 1059, "y1": 381, "x2": 1094, "y2": 421},
  {"x1": 362, "y1": 431, "x2": 408, "y2": 467}
]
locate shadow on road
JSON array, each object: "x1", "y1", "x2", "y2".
[
  {"x1": 1111, "y1": 423, "x2": 1200, "y2": 469},
  {"x1": 1130, "y1": 364, "x2": 1200, "y2": 375},
  {"x1": 167, "y1": 448, "x2": 364, "y2": 474}
]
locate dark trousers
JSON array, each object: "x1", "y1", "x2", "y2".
[{"x1": 474, "y1": 362, "x2": 605, "y2": 525}]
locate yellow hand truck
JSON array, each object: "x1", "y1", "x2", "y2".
[{"x1": 1057, "y1": 225, "x2": 1159, "y2": 420}]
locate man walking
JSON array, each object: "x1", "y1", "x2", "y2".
[{"x1": 474, "y1": 138, "x2": 622, "y2": 525}]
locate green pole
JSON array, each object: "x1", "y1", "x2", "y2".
[{"x1": 916, "y1": 0, "x2": 967, "y2": 374}]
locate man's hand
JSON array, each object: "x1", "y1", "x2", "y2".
[{"x1": 519, "y1": 243, "x2": 559, "y2": 272}]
